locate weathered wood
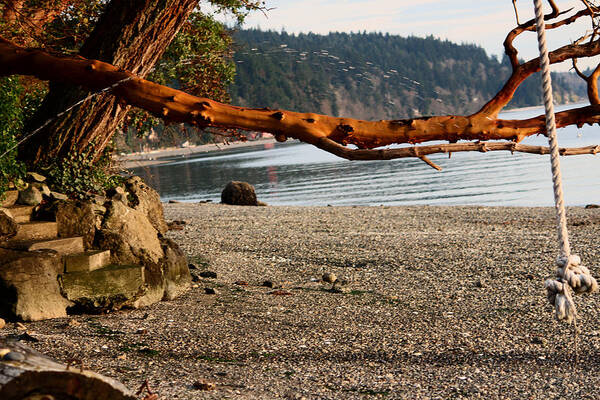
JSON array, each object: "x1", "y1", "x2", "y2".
[{"x1": 0, "y1": 339, "x2": 134, "y2": 400}]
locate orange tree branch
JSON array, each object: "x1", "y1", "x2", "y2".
[
  {"x1": 477, "y1": 36, "x2": 600, "y2": 117},
  {"x1": 0, "y1": 35, "x2": 599, "y2": 162}
]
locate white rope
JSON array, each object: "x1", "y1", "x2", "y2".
[{"x1": 532, "y1": 0, "x2": 597, "y2": 324}]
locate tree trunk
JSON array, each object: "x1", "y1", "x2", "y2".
[
  {"x1": 19, "y1": 0, "x2": 197, "y2": 167},
  {"x1": 0, "y1": 339, "x2": 134, "y2": 399}
]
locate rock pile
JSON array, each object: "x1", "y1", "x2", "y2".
[{"x1": 0, "y1": 175, "x2": 191, "y2": 321}]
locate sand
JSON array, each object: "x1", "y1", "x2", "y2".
[{"x1": 4, "y1": 203, "x2": 600, "y2": 399}]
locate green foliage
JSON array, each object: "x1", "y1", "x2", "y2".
[
  {"x1": 46, "y1": 145, "x2": 123, "y2": 198},
  {"x1": 230, "y1": 30, "x2": 586, "y2": 118},
  {"x1": 0, "y1": 77, "x2": 27, "y2": 199}
]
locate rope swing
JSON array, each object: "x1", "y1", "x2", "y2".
[{"x1": 531, "y1": 0, "x2": 598, "y2": 324}]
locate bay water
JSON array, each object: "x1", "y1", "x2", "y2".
[{"x1": 131, "y1": 104, "x2": 600, "y2": 206}]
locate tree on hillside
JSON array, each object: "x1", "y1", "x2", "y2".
[{"x1": 0, "y1": 0, "x2": 599, "y2": 177}]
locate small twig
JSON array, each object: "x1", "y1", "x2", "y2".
[
  {"x1": 512, "y1": 0, "x2": 521, "y2": 25},
  {"x1": 136, "y1": 379, "x2": 159, "y2": 400},
  {"x1": 418, "y1": 155, "x2": 442, "y2": 171}
]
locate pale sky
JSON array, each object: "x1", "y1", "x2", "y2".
[{"x1": 212, "y1": 0, "x2": 597, "y2": 72}]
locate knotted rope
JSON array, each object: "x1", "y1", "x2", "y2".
[{"x1": 532, "y1": 0, "x2": 598, "y2": 323}]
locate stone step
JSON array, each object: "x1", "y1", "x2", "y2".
[
  {"x1": 13, "y1": 221, "x2": 57, "y2": 241},
  {"x1": 5, "y1": 205, "x2": 36, "y2": 223},
  {"x1": 61, "y1": 265, "x2": 145, "y2": 308},
  {"x1": 64, "y1": 250, "x2": 111, "y2": 273},
  {"x1": 1, "y1": 190, "x2": 19, "y2": 207},
  {"x1": 2, "y1": 236, "x2": 84, "y2": 254}
]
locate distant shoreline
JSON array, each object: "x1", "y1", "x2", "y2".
[{"x1": 117, "y1": 137, "x2": 277, "y2": 169}]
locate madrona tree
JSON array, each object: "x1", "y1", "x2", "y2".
[{"x1": 0, "y1": 0, "x2": 600, "y2": 177}]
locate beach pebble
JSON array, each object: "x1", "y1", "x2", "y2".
[
  {"x1": 262, "y1": 280, "x2": 274, "y2": 288},
  {"x1": 0, "y1": 318, "x2": 5, "y2": 329},
  {"x1": 193, "y1": 379, "x2": 216, "y2": 390},
  {"x1": 200, "y1": 271, "x2": 218, "y2": 279},
  {"x1": 531, "y1": 336, "x2": 547, "y2": 345},
  {"x1": 322, "y1": 272, "x2": 337, "y2": 284},
  {"x1": 204, "y1": 287, "x2": 218, "y2": 295}
]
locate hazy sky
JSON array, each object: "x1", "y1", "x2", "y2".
[{"x1": 215, "y1": 0, "x2": 594, "y2": 71}]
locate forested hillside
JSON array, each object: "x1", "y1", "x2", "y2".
[{"x1": 230, "y1": 30, "x2": 586, "y2": 119}]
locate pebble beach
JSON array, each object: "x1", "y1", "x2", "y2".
[{"x1": 7, "y1": 203, "x2": 600, "y2": 399}]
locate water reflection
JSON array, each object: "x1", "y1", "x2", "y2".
[{"x1": 131, "y1": 105, "x2": 600, "y2": 206}]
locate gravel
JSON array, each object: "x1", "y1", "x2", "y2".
[{"x1": 4, "y1": 203, "x2": 600, "y2": 399}]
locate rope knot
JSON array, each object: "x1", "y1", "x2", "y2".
[
  {"x1": 556, "y1": 254, "x2": 598, "y2": 294},
  {"x1": 546, "y1": 254, "x2": 598, "y2": 324},
  {"x1": 545, "y1": 279, "x2": 576, "y2": 324}
]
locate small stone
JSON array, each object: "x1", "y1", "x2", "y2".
[
  {"x1": 17, "y1": 185, "x2": 43, "y2": 206},
  {"x1": 585, "y1": 204, "x2": 600, "y2": 209},
  {"x1": 199, "y1": 271, "x2": 217, "y2": 279},
  {"x1": 322, "y1": 272, "x2": 337, "y2": 284},
  {"x1": 262, "y1": 280, "x2": 274, "y2": 288},
  {"x1": 16, "y1": 322, "x2": 27, "y2": 331},
  {"x1": 531, "y1": 336, "x2": 547, "y2": 345},
  {"x1": 204, "y1": 287, "x2": 218, "y2": 295},
  {"x1": 0, "y1": 348, "x2": 10, "y2": 358},
  {"x1": 26, "y1": 172, "x2": 46, "y2": 182},
  {"x1": 67, "y1": 319, "x2": 81, "y2": 327},
  {"x1": 50, "y1": 191, "x2": 68, "y2": 201},
  {"x1": 193, "y1": 379, "x2": 216, "y2": 390},
  {"x1": 475, "y1": 279, "x2": 486, "y2": 288},
  {"x1": 3, "y1": 351, "x2": 25, "y2": 361},
  {"x1": 93, "y1": 195, "x2": 107, "y2": 205},
  {"x1": 167, "y1": 221, "x2": 184, "y2": 230},
  {"x1": 234, "y1": 280, "x2": 249, "y2": 286},
  {"x1": 32, "y1": 182, "x2": 51, "y2": 197},
  {"x1": 117, "y1": 354, "x2": 127, "y2": 360},
  {"x1": 136, "y1": 328, "x2": 148, "y2": 334},
  {"x1": 0, "y1": 318, "x2": 5, "y2": 329},
  {"x1": 1, "y1": 190, "x2": 18, "y2": 207},
  {"x1": 168, "y1": 199, "x2": 182, "y2": 204},
  {"x1": 0, "y1": 209, "x2": 18, "y2": 241}
]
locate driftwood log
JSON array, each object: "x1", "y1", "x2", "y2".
[{"x1": 0, "y1": 339, "x2": 134, "y2": 400}]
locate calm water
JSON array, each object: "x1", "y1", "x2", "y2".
[{"x1": 131, "y1": 105, "x2": 600, "y2": 206}]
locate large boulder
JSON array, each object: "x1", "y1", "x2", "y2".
[
  {"x1": 0, "y1": 209, "x2": 18, "y2": 242},
  {"x1": 124, "y1": 176, "x2": 168, "y2": 235},
  {"x1": 221, "y1": 181, "x2": 258, "y2": 206},
  {"x1": 0, "y1": 249, "x2": 72, "y2": 321},
  {"x1": 56, "y1": 200, "x2": 103, "y2": 249},
  {"x1": 97, "y1": 200, "x2": 164, "y2": 265}
]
